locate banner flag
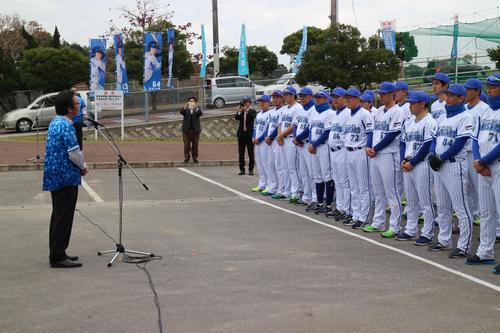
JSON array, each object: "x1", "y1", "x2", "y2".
[
  {"x1": 238, "y1": 24, "x2": 249, "y2": 76},
  {"x1": 113, "y1": 34, "x2": 129, "y2": 94},
  {"x1": 167, "y1": 28, "x2": 175, "y2": 88},
  {"x1": 200, "y1": 25, "x2": 207, "y2": 78},
  {"x1": 380, "y1": 19, "x2": 397, "y2": 54},
  {"x1": 143, "y1": 32, "x2": 163, "y2": 91},
  {"x1": 293, "y1": 26, "x2": 307, "y2": 73},
  {"x1": 89, "y1": 38, "x2": 106, "y2": 92}
]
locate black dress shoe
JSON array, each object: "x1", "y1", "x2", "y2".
[
  {"x1": 66, "y1": 255, "x2": 79, "y2": 261},
  {"x1": 248, "y1": 170, "x2": 254, "y2": 176},
  {"x1": 50, "y1": 259, "x2": 82, "y2": 268},
  {"x1": 238, "y1": 170, "x2": 245, "y2": 175}
]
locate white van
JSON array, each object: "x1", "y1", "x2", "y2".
[{"x1": 204, "y1": 76, "x2": 258, "y2": 108}]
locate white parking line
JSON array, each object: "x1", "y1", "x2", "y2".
[
  {"x1": 81, "y1": 179, "x2": 104, "y2": 203},
  {"x1": 178, "y1": 167, "x2": 500, "y2": 293}
]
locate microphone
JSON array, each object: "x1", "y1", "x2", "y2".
[{"x1": 86, "y1": 118, "x2": 104, "y2": 128}]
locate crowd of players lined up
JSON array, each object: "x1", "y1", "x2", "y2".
[{"x1": 236, "y1": 72, "x2": 500, "y2": 276}]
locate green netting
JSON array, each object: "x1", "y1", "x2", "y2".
[{"x1": 408, "y1": 17, "x2": 500, "y2": 43}]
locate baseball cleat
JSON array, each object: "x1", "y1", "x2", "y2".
[
  {"x1": 261, "y1": 190, "x2": 272, "y2": 196},
  {"x1": 251, "y1": 186, "x2": 264, "y2": 192},
  {"x1": 381, "y1": 230, "x2": 397, "y2": 238},
  {"x1": 395, "y1": 232, "x2": 415, "y2": 241},
  {"x1": 465, "y1": 255, "x2": 496, "y2": 265},
  {"x1": 315, "y1": 205, "x2": 332, "y2": 215},
  {"x1": 448, "y1": 248, "x2": 470, "y2": 259},
  {"x1": 362, "y1": 225, "x2": 383, "y2": 233},
  {"x1": 351, "y1": 220, "x2": 365, "y2": 229},
  {"x1": 325, "y1": 209, "x2": 341, "y2": 218},
  {"x1": 288, "y1": 197, "x2": 299, "y2": 204},
  {"x1": 271, "y1": 193, "x2": 286, "y2": 200},
  {"x1": 305, "y1": 202, "x2": 318, "y2": 212},
  {"x1": 414, "y1": 236, "x2": 432, "y2": 246},
  {"x1": 343, "y1": 218, "x2": 356, "y2": 226},
  {"x1": 428, "y1": 242, "x2": 451, "y2": 251},
  {"x1": 473, "y1": 217, "x2": 480, "y2": 226},
  {"x1": 492, "y1": 264, "x2": 500, "y2": 275}
]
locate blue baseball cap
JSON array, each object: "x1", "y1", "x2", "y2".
[
  {"x1": 298, "y1": 87, "x2": 313, "y2": 96},
  {"x1": 360, "y1": 93, "x2": 374, "y2": 103},
  {"x1": 444, "y1": 84, "x2": 466, "y2": 97},
  {"x1": 480, "y1": 92, "x2": 488, "y2": 103},
  {"x1": 429, "y1": 72, "x2": 450, "y2": 84},
  {"x1": 272, "y1": 90, "x2": 283, "y2": 97},
  {"x1": 485, "y1": 73, "x2": 500, "y2": 86},
  {"x1": 242, "y1": 95, "x2": 252, "y2": 102},
  {"x1": 283, "y1": 86, "x2": 297, "y2": 95},
  {"x1": 258, "y1": 95, "x2": 271, "y2": 102},
  {"x1": 330, "y1": 87, "x2": 347, "y2": 97},
  {"x1": 365, "y1": 89, "x2": 375, "y2": 98},
  {"x1": 464, "y1": 78, "x2": 482, "y2": 90},
  {"x1": 407, "y1": 91, "x2": 430, "y2": 104},
  {"x1": 314, "y1": 90, "x2": 330, "y2": 99},
  {"x1": 395, "y1": 81, "x2": 409, "y2": 91},
  {"x1": 377, "y1": 82, "x2": 396, "y2": 94},
  {"x1": 346, "y1": 87, "x2": 361, "y2": 97}
]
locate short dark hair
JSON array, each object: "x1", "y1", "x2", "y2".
[
  {"x1": 55, "y1": 90, "x2": 76, "y2": 116},
  {"x1": 187, "y1": 96, "x2": 197, "y2": 102}
]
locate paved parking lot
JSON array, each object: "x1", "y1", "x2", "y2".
[{"x1": 0, "y1": 167, "x2": 499, "y2": 333}]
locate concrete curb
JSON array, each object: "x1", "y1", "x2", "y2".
[{"x1": 0, "y1": 160, "x2": 241, "y2": 172}]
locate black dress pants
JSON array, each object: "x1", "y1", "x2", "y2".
[
  {"x1": 49, "y1": 186, "x2": 78, "y2": 263},
  {"x1": 238, "y1": 135, "x2": 254, "y2": 172},
  {"x1": 73, "y1": 122, "x2": 83, "y2": 150}
]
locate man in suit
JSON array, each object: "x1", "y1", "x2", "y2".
[
  {"x1": 180, "y1": 96, "x2": 203, "y2": 163},
  {"x1": 235, "y1": 96, "x2": 257, "y2": 175}
]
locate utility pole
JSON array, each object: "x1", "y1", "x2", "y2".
[
  {"x1": 212, "y1": 0, "x2": 220, "y2": 78},
  {"x1": 329, "y1": 0, "x2": 338, "y2": 26}
]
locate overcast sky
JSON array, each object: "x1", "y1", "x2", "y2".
[{"x1": 2, "y1": 0, "x2": 499, "y2": 66}]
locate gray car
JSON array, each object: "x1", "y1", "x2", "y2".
[
  {"x1": 1, "y1": 92, "x2": 92, "y2": 132},
  {"x1": 204, "y1": 76, "x2": 260, "y2": 108}
]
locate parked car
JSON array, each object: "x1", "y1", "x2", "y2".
[
  {"x1": 204, "y1": 76, "x2": 260, "y2": 108},
  {"x1": 1, "y1": 91, "x2": 93, "y2": 132},
  {"x1": 255, "y1": 73, "x2": 325, "y2": 98}
]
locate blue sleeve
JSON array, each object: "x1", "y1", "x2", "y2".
[
  {"x1": 373, "y1": 131, "x2": 401, "y2": 152},
  {"x1": 480, "y1": 143, "x2": 500, "y2": 165},
  {"x1": 367, "y1": 132, "x2": 373, "y2": 148},
  {"x1": 399, "y1": 141, "x2": 406, "y2": 162},
  {"x1": 252, "y1": 128, "x2": 256, "y2": 139},
  {"x1": 295, "y1": 128, "x2": 310, "y2": 142},
  {"x1": 472, "y1": 139, "x2": 481, "y2": 160},
  {"x1": 313, "y1": 129, "x2": 330, "y2": 148},
  {"x1": 439, "y1": 136, "x2": 468, "y2": 160},
  {"x1": 409, "y1": 141, "x2": 432, "y2": 166},
  {"x1": 257, "y1": 129, "x2": 268, "y2": 142},
  {"x1": 268, "y1": 127, "x2": 278, "y2": 140},
  {"x1": 430, "y1": 137, "x2": 436, "y2": 155},
  {"x1": 63, "y1": 123, "x2": 79, "y2": 152}
]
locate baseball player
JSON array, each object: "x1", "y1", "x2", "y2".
[
  {"x1": 264, "y1": 90, "x2": 287, "y2": 198},
  {"x1": 466, "y1": 73, "x2": 500, "y2": 272},
  {"x1": 308, "y1": 90, "x2": 334, "y2": 214},
  {"x1": 90, "y1": 46, "x2": 105, "y2": 91},
  {"x1": 251, "y1": 95, "x2": 271, "y2": 193},
  {"x1": 293, "y1": 87, "x2": 318, "y2": 209},
  {"x1": 395, "y1": 81, "x2": 411, "y2": 121},
  {"x1": 276, "y1": 86, "x2": 302, "y2": 203},
  {"x1": 397, "y1": 91, "x2": 437, "y2": 245},
  {"x1": 343, "y1": 88, "x2": 374, "y2": 227},
  {"x1": 360, "y1": 92, "x2": 376, "y2": 113},
  {"x1": 429, "y1": 73, "x2": 450, "y2": 120},
  {"x1": 144, "y1": 41, "x2": 162, "y2": 86},
  {"x1": 428, "y1": 84, "x2": 474, "y2": 258},
  {"x1": 364, "y1": 82, "x2": 405, "y2": 237},
  {"x1": 326, "y1": 87, "x2": 352, "y2": 222},
  {"x1": 464, "y1": 78, "x2": 490, "y2": 225}
]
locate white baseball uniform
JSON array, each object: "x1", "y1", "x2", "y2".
[
  {"x1": 401, "y1": 113, "x2": 437, "y2": 239},
  {"x1": 369, "y1": 105, "x2": 405, "y2": 233},
  {"x1": 344, "y1": 105, "x2": 374, "y2": 223},
  {"x1": 278, "y1": 103, "x2": 302, "y2": 199},
  {"x1": 328, "y1": 106, "x2": 351, "y2": 214},
  {"x1": 253, "y1": 109, "x2": 270, "y2": 190},
  {"x1": 267, "y1": 105, "x2": 287, "y2": 195},
  {"x1": 294, "y1": 102, "x2": 317, "y2": 204},
  {"x1": 465, "y1": 100, "x2": 490, "y2": 218},
  {"x1": 310, "y1": 105, "x2": 334, "y2": 185},
  {"x1": 433, "y1": 109, "x2": 474, "y2": 252},
  {"x1": 473, "y1": 104, "x2": 500, "y2": 260},
  {"x1": 431, "y1": 98, "x2": 446, "y2": 120}
]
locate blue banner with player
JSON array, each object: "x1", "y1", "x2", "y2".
[
  {"x1": 293, "y1": 26, "x2": 307, "y2": 73},
  {"x1": 166, "y1": 28, "x2": 175, "y2": 88},
  {"x1": 89, "y1": 38, "x2": 106, "y2": 92},
  {"x1": 238, "y1": 24, "x2": 249, "y2": 76},
  {"x1": 113, "y1": 34, "x2": 129, "y2": 94},
  {"x1": 380, "y1": 20, "x2": 396, "y2": 54},
  {"x1": 143, "y1": 32, "x2": 162, "y2": 91},
  {"x1": 200, "y1": 24, "x2": 207, "y2": 78}
]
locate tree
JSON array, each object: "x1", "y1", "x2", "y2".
[
  {"x1": 0, "y1": 48, "x2": 22, "y2": 113},
  {"x1": 19, "y1": 47, "x2": 88, "y2": 92},
  {"x1": 280, "y1": 27, "x2": 324, "y2": 56},
  {"x1": 0, "y1": 14, "x2": 27, "y2": 59},
  {"x1": 295, "y1": 24, "x2": 400, "y2": 89},
  {"x1": 21, "y1": 25, "x2": 38, "y2": 49},
  {"x1": 487, "y1": 46, "x2": 500, "y2": 69},
  {"x1": 248, "y1": 45, "x2": 278, "y2": 77},
  {"x1": 368, "y1": 32, "x2": 418, "y2": 62},
  {"x1": 51, "y1": 26, "x2": 61, "y2": 49}
]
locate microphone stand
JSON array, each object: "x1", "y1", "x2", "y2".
[
  {"x1": 26, "y1": 100, "x2": 46, "y2": 164},
  {"x1": 91, "y1": 121, "x2": 154, "y2": 267}
]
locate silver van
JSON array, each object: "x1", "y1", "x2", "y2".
[
  {"x1": 1, "y1": 91, "x2": 92, "y2": 132},
  {"x1": 204, "y1": 76, "x2": 257, "y2": 108}
]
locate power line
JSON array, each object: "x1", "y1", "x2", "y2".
[{"x1": 265, "y1": 0, "x2": 286, "y2": 34}]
